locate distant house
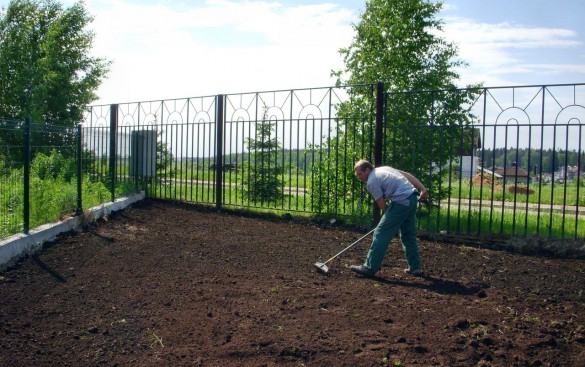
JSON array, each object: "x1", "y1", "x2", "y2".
[
  {"x1": 568, "y1": 166, "x2": 579, "y2": 180},
  {"x1": 556, "y1": 165, "x2": 580, "y2": 181},
  {"x1": 495, "y1": 163, "x2": 531, "y2": 185},
  {"x1": 533, "y1": 172, "x2": 552, "y2": 183}
]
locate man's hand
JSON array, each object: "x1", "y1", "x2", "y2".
[
  {"x1": 376, "y1": 197, "x2": 387, "y2": 212},
  {"x1": 398, "y1": 170, "x2": 428, "y2": 200}
]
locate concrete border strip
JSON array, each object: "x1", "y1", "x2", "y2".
[{"x1": 0, "y1": 191, "x2": 145, "y2": 272}]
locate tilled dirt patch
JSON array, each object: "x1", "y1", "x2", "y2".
[{"x1": 1, "y1": 199, "x2": 584, "y2": 366}]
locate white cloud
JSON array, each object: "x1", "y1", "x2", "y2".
[
  {"x1": 447, "y1": 19, "x2": 581, "y2": 52},
  {"x1": 442, "y1": 17, "x2": 585, "y2": 87},
  {"x1": 7, "y1": 0, "x2": 581, "y2": 102},
  {"x1": 83, "y1": 0, "x2": 356, "y2": 104}
]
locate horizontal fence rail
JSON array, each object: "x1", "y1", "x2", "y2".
[{"x1": 1, "y1": 83, "x2": 583, "y2": 243}]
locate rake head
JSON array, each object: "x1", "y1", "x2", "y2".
[{"x1": 313, "y1": 262, "x2": 329, "y2": 274}]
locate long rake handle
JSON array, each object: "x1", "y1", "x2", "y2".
[{"x1": 322, "y1": 228, "x2": 376, "y2": 265}]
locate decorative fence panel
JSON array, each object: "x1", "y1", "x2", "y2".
[
  {"x1": 220, "y1": 86, "x2": 374, "y2": 216},
  {"x1": 83, "y1": 97, "x2": 220, "y2": 206},
  {"x1": 384, "y1": 84, "x2": 585, "y2": 239},
  {"x1": 1, "y1": 83, "x2": 583, "y2": 242}
]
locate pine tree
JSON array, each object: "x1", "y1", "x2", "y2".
[{"x1": 242, "y1": 110, "x2": 283, "y2": 205}]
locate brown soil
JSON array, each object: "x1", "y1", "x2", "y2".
[
  {"x1": 1, "y1": 199, "x2": 584, "y2": 367},
  {"x1": 473, "y1": 174, "x2": 503, "y2": 191},
  {"x1": 507, "y1": 186, "x2": 535, "y2": 195}
]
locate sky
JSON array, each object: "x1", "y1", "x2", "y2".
[{"x1": 1, "y1": 0, "x2": 584, "y2": 105}]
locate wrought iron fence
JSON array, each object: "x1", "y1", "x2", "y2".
[
  {"x1": 82, "y1": 85, "x2": 378, "y2": 223},
  {"x1": 0, "y1": 119, "x2": 24, "y2": 237},
  {"x1": 0, "y1": 118, "x2": 82, "y2": 237},
  {"x1": 383, "y1": 84, "x2": 585, "y2": 240},
  {"x1": 1, "y1": 83, "x2": 583, "y2": 241},
  {"x1": 80, "y1": 82, "x2": 583, "y2": 240}
]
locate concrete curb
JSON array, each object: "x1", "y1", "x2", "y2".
[{"x1": 0, "y1": 191, "x2": 145, "y2": 272}]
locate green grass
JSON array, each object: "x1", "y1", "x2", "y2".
[
  {"x1": 148, "y1": 179, "x2": 585, "y2": 239},
  {"x1": 2, "y1": 162, "x2": 583, "y2": 240},
  {"x1": 146, "y1": 180, "x2": 370, "y2": 224},
  {"x1": 449, "y1": 179, "x2": 584, "y2": 206},
  {"x1": 418, "y1": 205, "x2": 585, "y2": 239},
  {"x1": 160, "y1": 165, "x2": 584, "y2": 209}
]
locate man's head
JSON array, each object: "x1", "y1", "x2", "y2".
[{"x1": 354, "y1": 159, "x2": 373, "y2": 182}]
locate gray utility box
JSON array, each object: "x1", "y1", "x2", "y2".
[{"x1": 130, "y1": 130, "x2": 157, "y2": 178}]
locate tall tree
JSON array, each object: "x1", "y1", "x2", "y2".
[
  {"x1": 334, "y1": 0, "x2": 464, "y2": 92},
  {"x1": 0, "y1": 0, "x2": 110, "y2": 159},
  {"x1": 312, "y1": 0, "x2": 481, "y2": 213}
]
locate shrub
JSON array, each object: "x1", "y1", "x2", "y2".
[{"x1": 31, "y1": 150, "x2": 76, "y2": 181}]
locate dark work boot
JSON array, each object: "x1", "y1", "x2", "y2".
[{"x1": 350, "y1": 265, "x2": 376, "y2": 277}]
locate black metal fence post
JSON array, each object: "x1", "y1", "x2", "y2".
[
  {"x1": 76, "y1": 123, "x2": 83, "y2": 214},
  {"x1": 374, "y1": 81, "x2": 384, "y2": 167},
  {"x1": 23, "y1": 117, "x2": 31, "y2": 234},
  {"x1": 373, "y1": 81, "x2": 385, "y2": 225},
  {"x1": 109, "y1": 104, "x2": 118, "y2": 202},
  {"x1": 215, "y1": 95, "x2": 225, "y2": 210}
]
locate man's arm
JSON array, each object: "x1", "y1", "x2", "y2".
[
  {"x1": 375, "y1": 197, "x2": 387, "y2": 211},
  {"x1": 398, "y1": 170, "x2": 428, "y2": 199}
]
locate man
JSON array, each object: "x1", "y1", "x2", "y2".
[{"x1": 350, "y1": 159, "x2": 428, "y2": 277}]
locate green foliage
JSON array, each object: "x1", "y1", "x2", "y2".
[
  {"x1": 29, "y1": 175, "x2": 76, "y2": 223},
  {"x1": 1, "y1": 150, "x2": 112, "y2": 236},
  {"x1": 309, "y1": 137, "x2": 365, "y2": 214},
  {"x1": 30, "y1": 149, "x2": 76, "y2": 181},
  {"x1": 80, "y1": 175, "x2": 111, "y2": 205},
  {"x1": 0, "y1": 152, "x2": 7, "y2": 174},
  {"x1": 334, "y1": 0, "x2": 464, "y2": 91},
  {"x1": 28, "y1": 150, "x2": 110, "y2": 224},
  {"x1": 242, "y1": 111, "x2": 284, "y2": 205},
  {"x1": 315, "y1": 0, "x2": 482, "y2": 211},
  {"x1": 27, "y1": 173, "x2": 110, "y2": 227},
  {"x1": 3, "y1": 167, "x2": 23, "y2": 204},
  {"x1": 81, "y1": 148, "x2": 97, "y2": 174},
  {"x1": 0, "y1": 0, "x2": 110, "y2": 159},
  {"x1": 156, "y1": 139, "x2": 174, "y2": 178}
]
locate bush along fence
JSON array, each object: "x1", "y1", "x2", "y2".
[
  {"x1": 0, "y1": 118, "x2": 117, "y2": 238},
  {"x1": 1, "y1": 82, "x2": 584, "y2": 241}
]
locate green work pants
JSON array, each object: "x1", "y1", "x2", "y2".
[{"x1": 364, "y1": 194, "x2": 420, "y2": 272}]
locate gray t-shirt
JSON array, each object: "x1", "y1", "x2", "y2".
[{"x1": 366, "y1": 167, "x2": 417, "y2": 206}]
